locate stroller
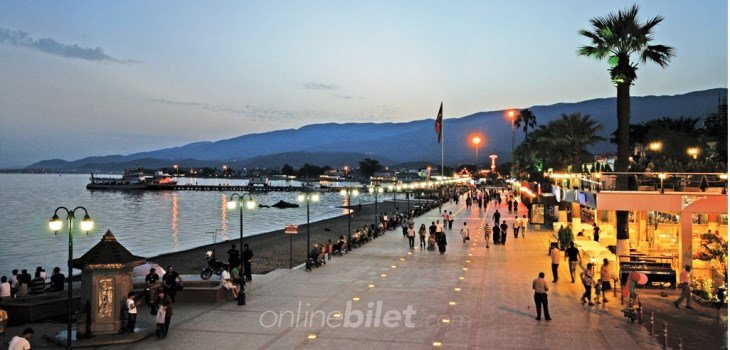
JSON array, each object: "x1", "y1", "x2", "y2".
[
  {"x1": 622, "y1": 292, "x2": 642, "y2": 323},
  {"x1": 427, "y1": 234, "x2": 436, "y2": 251},
  {"x1": 622, "y1": 275, "x2": 645, "y2": 323}
]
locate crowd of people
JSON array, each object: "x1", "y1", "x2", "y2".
[{"x1": 0, "y1": 266, "x2": 66, "y2": 300}]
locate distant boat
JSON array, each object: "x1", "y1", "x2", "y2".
[
  {"x1": 86, "y1": 169, "x2": 177, "y2": 190},
  {"x1": 271, "y1": 200, "x2": 299, "y2": 209}
]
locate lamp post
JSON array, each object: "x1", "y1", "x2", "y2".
[
  {"x1": 507, "y1": 110, "x2": 517, "y2": 177},
  {"x1": 658, "y1": 173, "x2": 667, "y2": 194},
  {"x1": 649, "y1": 142, "x2": 662, "y2": 152},
  {"x1": 368, "y1": 183, "x2": 384, "y2": 226},
  {"x1": 227, "y1": 193, "x2": 254, "y2": 304},
  {"x1": 49, "y1": 206, "x2": 94, "y2": 350},
  {"x1": 339, "y1": 188, "x2": 360, "y2": 251},
  {"x1": 173, "y1": 164, "x2": 179, "y2": 177},
  {"x1": 297, "y1": 191, "x2": 320, "y2": 260},
  {"x1": 471, "y1": 136, "x2": 481, "y2": 167}
]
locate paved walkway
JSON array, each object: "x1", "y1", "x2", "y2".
[{"x1": 94, "y1": 194, "x2": 662, "y2": 349}]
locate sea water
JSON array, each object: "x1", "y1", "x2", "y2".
[{"x1": 0, "y1": 174, "x2": 401, "y2": 273}]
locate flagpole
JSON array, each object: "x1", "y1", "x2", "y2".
[{"x1": 441, "y1": 123, "x2": 444, "y2": 177}]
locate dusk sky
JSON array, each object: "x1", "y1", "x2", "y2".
[{"x1": 0, "y1": 1, "x2": 726, "y2": 167}]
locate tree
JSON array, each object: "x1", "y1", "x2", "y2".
[
  {"x1": 358, "y1": 158, "x2": 383, "y2": 179},
  {"x1": 515, "y1": 108, "x2": 537, "y2": 140},
  {"x1": 579, "y1": 4, "x2": 675, "y2": 248},
  {"x1": 514, "y1": 113, "x2": 604, "y2": 174},
  {"x1": 281, "y1": 164, "x2": 296, "y2": 176}
]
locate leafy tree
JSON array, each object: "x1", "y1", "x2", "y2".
[
  {"x1": 358, "y1": 158, "x2": 383, "y2": 179},
  {"x1": 579, "y1": 4, "x2": 675, "y2": 244},
  {"x1": 515, "y1": 108, "x2": 537, "y2": 140},
  {"x1": 298, "y1": 163, "x2": 325, "y2": 178},
  {"x1": 281, "y1": 164, "x2": 296, "y2": 176}
]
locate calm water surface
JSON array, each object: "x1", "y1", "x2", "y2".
[{"x1": 0, "y1": 174, "x2": 403, "y2": 273}]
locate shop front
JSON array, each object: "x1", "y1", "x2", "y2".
[{"x1": 595, "y1": 191, "x2": 727, "y2": 286}]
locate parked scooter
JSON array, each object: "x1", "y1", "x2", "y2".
[{"x1": 200, "y1": 251, "x2": 229, "y2": 280}]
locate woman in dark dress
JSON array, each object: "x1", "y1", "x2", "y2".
[{"x1": 436, "y1": 231, "x2": 447, "y2": 254}]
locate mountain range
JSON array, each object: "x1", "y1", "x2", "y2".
[{"x1": 26, "y1": 88, "x2": 727, "y2": 171}]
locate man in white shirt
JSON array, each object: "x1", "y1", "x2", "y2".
[
  {"x1": 8, "y1": 327, "x2": 33, "y2": 350},
  {"x1": 126, "y1": 292, "x2": 138, "y2": 333},
  {"x1": 550, "y1": 246, "x2": 561, "y2": 283},
  {"x1": 532, "y1": 272, "x2": 551, "y2": 321},
  {"x1": 674, "y1": 265, "x2": 693, "y2": 309},
  {"x1": 0, "y1": 276, "x2": 11, "y2": 298}
]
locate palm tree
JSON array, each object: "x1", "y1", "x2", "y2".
[
  {"x1": 578, "y1": 4, "x2": 674, "y2": 247},
  {"x1": 515, "y1": 113, "x2": 604, "y2": 173},
  {"x1": 539, "y1": 113, "x2": 605, "y2": 171},
  {"x1": 515, "y1": 109, "x2": 537, "y2": 140}
]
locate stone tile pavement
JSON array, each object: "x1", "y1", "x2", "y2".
[{"x1": 95, "y1": 194, "x2": 664, "y2": 349}]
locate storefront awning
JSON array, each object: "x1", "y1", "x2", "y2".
[{"x1": 596, "y1": 191, "x2": 728, "y2": 214}]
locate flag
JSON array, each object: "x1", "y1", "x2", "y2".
[{"x1": 435, "y1": 102, "x2": 443, "y2": 143}]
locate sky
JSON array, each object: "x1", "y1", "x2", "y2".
[{"x1": 0, "y1": 1, "x2": 727, "y2": 168}]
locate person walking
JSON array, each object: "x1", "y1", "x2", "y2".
[
  {"x1": 600, "y1": 258, "x2": 612, "y2": 303},
  {"x1": 162, "y1": 266, "x2": 182, "y2": 303},
  {"x1": 593, "y1": 222, "x2": 601, "y2": 242},
  {"x1": 448, "y1": 211, "x2": 454, "y2": 230},
  {"x1": 549, "y1": 244, "x2": 561, "y2": 283},
  {"x1": 492, "y1": 222, "x2": 501, "y2": 245},
  {"x1": 418, "y1": 223, "x2": 427, "y2": 249},
  {"x1": 436, "y1": 230, "x2": 447, "y2": 254},
  {"x1": 512, "y1": 217, "x2": 520, "y2": 238},
  {"x1": 492, "y1": 209, "x2": 501, "y2": 226},
  {"x1": 532, "y1": 272, "x2": 551, "y2": 321},
  {"x1": 242, "y1": 244, "x2": 254, "y2": 282},
  {"x1": 580, "y1": 263, "x2": 595, "y2": 305},
  {"x1": 520, "y1": 215, "x2": 527, "y2": 238},
  {"x1": 674, "y1": 265, "x2": 693, "y2": 309},
  {"x1": 500, "y1": 220, "x2": 508, "y2": 245},
  {"x1": 565, "y1": 242, "x2": 580, "y2": 283},
  {"x1": 158, "y1": 289, "x2": 174, "y2": 337},
  {"x1": 483, "y1": 222, "x2": 491, "y2": 248},
  {"x1": 460, "y1": 222, "x2": 470, "y2": 243},
  {"x1": 406, "y1": 225, "x2": 416, "y2": 249}
]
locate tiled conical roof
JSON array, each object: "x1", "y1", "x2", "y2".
[{"x1": 71, "y1": 230, "x2": 146, "y2": 270}]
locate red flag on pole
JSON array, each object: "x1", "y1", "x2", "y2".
[{"x1": 435, "y1": 102, "x2": 443, "y2": 143}]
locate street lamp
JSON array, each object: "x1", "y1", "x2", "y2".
[
  {"x1": 648, "y1": 142, "x2": 662, "y2": 152},
  {"x1": 658, "y1": 173, "x2": 667, "y2": 194},
  {"x1": 343, "y1": 166, "x2": 349, "y2": 180},
  {"x1": 490, "y1": 155, "x2": 498, "y2": 172},
  {"x1": 49, "y1": 206, "x2": 94, "y2": 350},
  {"x1": 368, "y1": 183, "x2": 384, "y2": 226},
  {"x1": 507, "y1": 110, "x2": 517, "y2": 177},
  {"x1": 687, "y1": 147, "x2": 700, "y2": 160},
  {"x1": 297, "y1": 191, "x2": 320, "y2": 260},
  {"x1": 227, "y1": 193, "x2": 255, "y2": 303},
  {"x1": 339, "y1": 188, "x2": 360, "y2": 251},
  {"x1": 471, "y1": 136, "x2": 481, "y2": 166},
  {"x1": 173, "y1": 164, "x2": 179, "y2": 177}
]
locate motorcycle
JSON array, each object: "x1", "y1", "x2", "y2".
[{"x1": 200, "y1": 251, "x2": 229, "y2": 280}]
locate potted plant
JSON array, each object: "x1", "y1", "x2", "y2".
[{"x1": 558, "y1": 225, "x2": 574, "y2": 251}]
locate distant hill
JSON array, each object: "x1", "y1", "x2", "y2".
[
  {"x1": 25, "y1": 152, "x2": 394, "y2": 172},
  {"x1": 26, "y1": 88, "x2": 726, "y2": 171}
]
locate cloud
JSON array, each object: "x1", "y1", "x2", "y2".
[
  {"x1": 149, "y1": 98, "x2": 323, "y2": 121},
  {"x1": 331, "y1": 94, "x2": 354, "y2": 100},
  {"x1": 0, "y1": 27, "x2": 137, "y2": 63},
  {"x1": 298, "y1": 82, "x2": 339, "y2": 90}
]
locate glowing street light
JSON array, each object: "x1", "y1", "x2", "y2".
[
  {"x1": 687, "y1": 147, "x2": 700, "y2": 159},
  {"x1": 471, "y1": 136, "x2": 481, "y2": 166},
  {"x1": 648, "y1": 142, "x2": 662, "y2": 152},
  {"x1": 173, "y1": 164, "x2": 179, "y2": 177},
  {"x1": 298, "y1": 191, "x2": 320, "y2": 260},
  {"x1": 49, "y1": 206, "x2": 94, "y2": 350},
  {"x1": 339, "y1": 188, "x2": 359, "y2": 251},
  {"x1": 489, "y1": 155, "x2": 498, "y2": 172}
]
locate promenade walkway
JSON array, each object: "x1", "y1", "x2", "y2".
[{"x1": 102, "y1": 194, "x2": 661, "y2": 349}]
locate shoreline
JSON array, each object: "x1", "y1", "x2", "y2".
[{"x1": 149, "y1": 199, "x2": 438, "y2": 275}]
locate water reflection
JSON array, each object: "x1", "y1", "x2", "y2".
[
  {"x1": 220, "y1": 194, "x2": 230, "y2": 241},
  {"x1": 171, "y1": 192, "x2": 179, "y2": 249}
]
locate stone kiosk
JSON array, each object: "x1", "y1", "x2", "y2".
[{"x1": 72, "y1": 230, "x2": 145, "y2": 336}]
